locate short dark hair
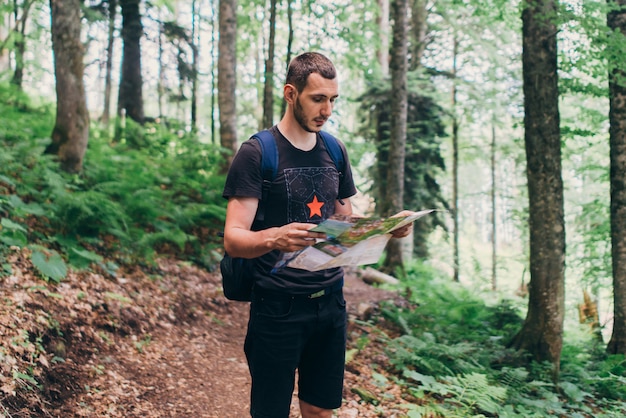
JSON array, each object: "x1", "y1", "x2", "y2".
[{"x1": 285, "y1": 52, "x2": 336, "y2": 92}]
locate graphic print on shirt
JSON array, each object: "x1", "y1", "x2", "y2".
[{"x1": 285, "y1": 167, "x2": 338, "y2": 223}]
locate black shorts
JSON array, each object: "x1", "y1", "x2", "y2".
[{"x1": 244, "y1": 285, "x2": 347, "y2": 417}]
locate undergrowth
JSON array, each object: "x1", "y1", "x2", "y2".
[
  {"x1": 374, "y1": 260, "x2": 626, "y2": 417},
  {"x1": 0, "y1": 83, "x2": 226, "y2": 281}
]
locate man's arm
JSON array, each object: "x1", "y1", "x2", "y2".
[
  {"x1": 334, "y1": 198, "x2": 353, "y2": 217},
  {"x1": 223, "y1": 196, "x2": 327, "y2": 259}
]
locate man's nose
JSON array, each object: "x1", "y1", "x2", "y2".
[{"x1": 321, "y1": 101, "x2": 333, "y2": 117}]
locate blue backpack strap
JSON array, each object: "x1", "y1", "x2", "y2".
[
  {"x1": 319, "y1": 130, "x2": 345, "y2": 180},
  {"x1": 251, "y1": 130, "x2": 278, "y2": 222}
]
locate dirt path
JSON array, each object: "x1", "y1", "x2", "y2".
[{"x1": 1, "y1": 253, "x2": 412, "y2": 417}]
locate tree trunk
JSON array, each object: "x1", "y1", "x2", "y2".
[
  {"x1": 409, "y1": 0, "x2": 427, "y2": 72},
  {"x1": 218, "y1": 0, "x2": 238, "y2": 174},
  {"x1": 100, "y1": 0, "x2": 117, "y2": 127},
  {"x1": 117, "y1": 0, "x2": 144, "y2": 124},
  {"x1": 157, "y1": 10, "x2": 165, "y2": 120},
  {"x1": 191, "y1": 0, "x2": 200, "y2": 131},
  {"x1": 376, "y1": 0, "x2": 389, "y2": 77},
  {"x1": 491, "y1": 122, "x2": 497, "y2": 291},
  {"x1": 382, "y1": 0, "x2": 408, "y2": 274},
  {"x1": 280, "y1": 0, "x2": 294, "y2": 118},
  {"x1": 607, "y1": 0, "x2": 626, "y2": 355},
  {"x1": 262, "y1": 0, "x2": 277, "y2": 129},
  {"x1": 0, "y1": 11, "x2": 10, "y2": 72},
  {"x1": 10, "y1": 0, "x2": 33, "y2": 89},
  {"x1": 46, "y1": 0, "x2": 89, "y2": 174},
  {"x1": 451, "y1": 34, "x2": 460, "y2": 283},
  {"x1": 509, "y1": 0, "x2": 565, "y2": 380},
  {"x1": 210, "y1": 0, "x2": 218, "y2": 144}
]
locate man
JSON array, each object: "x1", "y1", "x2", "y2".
[{"x1": 222, "y1": 52, "x2": 411, "y2": 418}]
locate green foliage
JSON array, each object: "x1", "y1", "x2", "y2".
[
  {"x1": 380, "y1": 260, "x2": 626, "y2": 416},
  {"x1": 0, "y1": 83, "x2": 227, "y2": 280},
  {"x1": 358, "y1": 74, "x2": 448, "y2": 258},
  {"x1": 404, "y1": 371, "x2": 507, "y2": 417}
]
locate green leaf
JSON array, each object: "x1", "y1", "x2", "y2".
[
  {"x1": 0, "y1": 229, "x2": 28, "y2": 247},
  {"x1": 1, "y1": 218, "x2": 27, "y2": 232},
  {"x1": 71, "y1": 247, "x2": 103, "y2": 262},
  {"x1": 0, "y1": 174, "x2": 16, "y2": 187},
  {"x1": 31, "y1": 249, "x2": 67, "y2": 283}
]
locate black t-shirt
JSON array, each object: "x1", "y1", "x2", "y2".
[{"x1": 222, "y1": 126, "x2": 357, "y2": 293}]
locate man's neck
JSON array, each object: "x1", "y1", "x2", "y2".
[{"x1": 277, "y1": 119, "x2": 318, "y2": 151}]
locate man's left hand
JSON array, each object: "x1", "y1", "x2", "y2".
[{"x1": 390, "y1": 210, "x2": 414, "y2": 238}]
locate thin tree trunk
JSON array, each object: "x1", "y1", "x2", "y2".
[
  {"x1": 157, "y1": 11, "x2": 165, "y2": 120},
  {"x1": 118, "y1": 0, "x2": 144, "y2": 124},
  {"x1": 491, "y1": 122, "x2": 497, "y2": 291},
  {"x1": 101, "y1": 0, "x2": 117, "y2": 127},
  {"x1": 409, "y1": 0, "x2": 427, "y2": 72},
  {"x1": 262, "y1": 0, "x2": 277, "y2": 129},
  {"x1": 607, "y1": 0, "x2": 626, "y2": 355},
  {"x1": 218, "y1": 0, "x2": 238, "y2": 173},
  {"x1": 210, "y1": 0, "x2": 218, "y2": 144},
  {"x1": 10, "y1": 0, "x2": 33, "y2": 88},
  {"x1": 46, "y1": 0, "x2": 89, "y2": 174},
  {"x1": 0, "y1": 11, "x2": 10, "y2": 71},
  {"x1": 451, "y1": 34, "x2": 460, "y2": 283},
  {"x1": 281, "y1": 0, "x2": 293, "y2": 118},
  {"x1": 191, "y1": 0, "x2": 200, "y2": 131},
  {"x1": 376, "y1": 0, "x2": 389, "y2": 77},
  {"x1": 509, "y1": 0, "x2": 565, "y2": 381}
]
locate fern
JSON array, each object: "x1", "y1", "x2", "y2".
[
  {"x1": 403, "y1": 370, "x2": 507, "y2": 417},
  {"x1": 386, "y1": 334, "x2": 484, "y2": 377},
  {"x1": 51, "y1": 190, "x2": 128, "y2": 238}
]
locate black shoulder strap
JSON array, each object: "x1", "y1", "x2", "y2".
[{"x1": 251, "y1": 130, "x2": 278, "y2": 223}]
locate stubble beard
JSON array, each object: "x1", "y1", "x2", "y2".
[{"x1": 294, "y1": 97, "x2": 324, "y2": 133}]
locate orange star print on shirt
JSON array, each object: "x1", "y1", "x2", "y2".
[{"x1": 307, "y1": 195, "x2": 324, "y2": 218}]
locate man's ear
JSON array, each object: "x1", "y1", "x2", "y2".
[{"x1": 284, "y1": 84, "x2": 296, "y2": 103}]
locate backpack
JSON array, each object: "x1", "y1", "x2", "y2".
[{"x1": 220, "y1": 129, "x2": 346, "y2": 301}]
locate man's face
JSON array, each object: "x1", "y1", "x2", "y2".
[{"x1": 291, "y1": 73, "x2": 339, "y2": 133}]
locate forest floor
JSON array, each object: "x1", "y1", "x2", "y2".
[{"x1": 1, "y1": 246, "x2": 419, "y2": 417}]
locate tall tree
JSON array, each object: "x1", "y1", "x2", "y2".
[
  {"x1": 46, "y1": 0, "x2": 89, "y2": 173},
  {"x1": 117, "y1": 0, "x2": 144, "y2": 124},
  {"x1": 491, "y1": 122, "x2": 497, "y2": 291},
  {"x1": 261, "y1": 0, "x2": 277, "y2": 129},
  {"x1": 191, "y1": 0, "x2": 200, "y2": 130},
  {"x1": 409, "y1": 0, "x2": 427, "y2": 72},
  {"x1": 607, "y1": 0, "x2": 626, "y2": 355},
  {"x1": 382, "y1": 0, "x2": 409, "y2": 273},
  {"x1": 10, "y1": 0, "x2": 35, "y2": 88},
  {"x1": 0, "y1": 8, "x2": 9, "y2": 71},
  {"x1": 376, "y1": 0, "x2": 389, "y2": 77},
  {"x1": 509, "y1": 0, "x2": 565, "y2": 379},
  {"x1": 451, "y1": 33, "x2": 460, "y2": 283},
  {"x1": 280, "y1": 0, "x2": 293, "y2": 118},
  {"x1": 218, "y1": 0, "x2": 238, "y2": 173},
  {"x1": 100, "y1": 0, "x2": 117, "y2": 126}
]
